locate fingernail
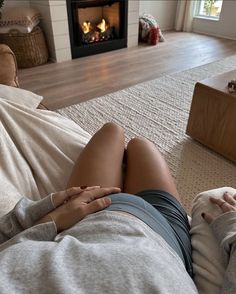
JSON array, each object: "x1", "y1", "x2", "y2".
[
  {"x1": 80, "y1": 186, "x2": 87, "y2": 189},
  {"x1": 201, "y1": 213, "x2": 205, "y2": 218},
  {"x1": 104, "y1": 197, "x2": 111, "y2": 205}
]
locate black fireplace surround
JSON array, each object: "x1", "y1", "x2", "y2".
[{"x1": 66, "y1": 0, "x2": 128, "y2": 58}]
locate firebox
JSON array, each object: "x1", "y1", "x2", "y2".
[{"x1": 66, "y1": 0, "x2": 128, "y2": 58}]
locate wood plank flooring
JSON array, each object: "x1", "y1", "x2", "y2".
[{"x1": 18, "y1": 31, "x2": 236, "y2": 110}]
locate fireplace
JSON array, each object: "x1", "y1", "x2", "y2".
[{"x1": 66, "y1": 0, "x2": 128, "y2": 58}]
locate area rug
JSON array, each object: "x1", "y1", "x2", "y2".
[{"x1": 56, "y1": 55, "x2": 236, "y2": 213}]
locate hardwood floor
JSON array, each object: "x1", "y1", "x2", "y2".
[{"x1": 18, "y1": 31, "x2": 236, "y2": 110}]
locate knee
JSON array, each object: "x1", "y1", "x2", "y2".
[
  {"x1": 101, "y1": 122, "x2": 124, "y2": 138},
  {"x1": 127, "y1": 137, "x2": 155, "y2": 150}
]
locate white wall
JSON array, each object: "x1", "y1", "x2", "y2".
[
  {"x1": 4, "y1": 0, "x2": 29, "y2": 8},
  {"x1": 193, "y1": 0, "x2": 236, "y2": 40},
  {"x1": 139, "y1": 0, "x2": 177, "y2": 31},
  {"x1": 46, "y1": 0, "x2": 71, "y2": 62},
  {"x1": 128, "y1": 0, "x2": 139, "y2": 47}
]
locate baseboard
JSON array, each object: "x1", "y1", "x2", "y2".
[
  {"x1": 192, "y1": 30, "x2": 236, "y2": 41},
  {"x1": 161, "y1": 27, "x2": 175, "y2": 32}
]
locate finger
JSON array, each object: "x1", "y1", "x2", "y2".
[
  {"x1": 91, "y1": 187, "x2": 121, "y2": 199},
  {"x1": 52, "y1": 186, "x2": 92, "y2": 207},
  {"x1": 79, "y1": 187, "x2": 121, "y2": 203},
  {"x1": 65, "y1": 186, "x2": 101, "y2": 198},
  {"x1": 210, "y1": 196, "x2": 235, "y2": 213},
  {"x1": 66, "y1": 196, "x2": 112, "y2": 228},
  {"x1": 209, "y1": 196, "x2": 224, "y2": 207},
  {"x1": 223, "y1": 192, "x2": 236, "y2": 206},
  {"x1": 69, "y1": 186, "x2": 101, "y2": 201},
  {"x1": 233, "y1": 193, "x2": 236, "y2": 200},
  {"x1": 52, "y1": 188, "x2": 81, "y2": 207},
  {"x1": 83, "y1": 186, "x2": 101, "y2": 191},
  {"x1": 85, "y1": 196, "x2": 112, "y2": 215},
  {"x1": 66, "y1": 187, "x2": 84, "y2": 197},
  {"x1": 201, "y1": 212, "x2": 214, "y2": 224}
]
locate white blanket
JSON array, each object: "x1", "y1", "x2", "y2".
[{"x1": 0, "y1": 98, "x2": 91, "y2": 217}]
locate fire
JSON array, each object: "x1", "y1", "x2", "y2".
[
  {"x1": 81, "y1": 18, "x2": 112, "y2": 43},
  {"x1": 97, "y1": 18, "x2": 108, "y2": 33},
  {"x1": 82, "y1": 21, "x2": 92, "y2": 34}
]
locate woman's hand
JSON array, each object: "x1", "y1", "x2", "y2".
[
  {"x1": 36, "y1": 186, "x2": 120, "y2": 232},
  {"x1": 202, "y1": 192, "x2": 236, "y2": 224}
]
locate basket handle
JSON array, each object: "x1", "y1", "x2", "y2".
[
  {"x1": 8, "y1": 29, "x2": 21, "y2": 35},
  {"x1": 33, "y1": 26, "x2": 41, "y2": 32},
  {"x1": 8, "y1": 26, "x2": 41, "y2": 35}
]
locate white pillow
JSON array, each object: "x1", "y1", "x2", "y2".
[
  {"x1": 191, "y1": 187, "x2": 236, "y2": 294},
  {"x1": 0, "y1": 84, "x2": 43, "y2": 109}
]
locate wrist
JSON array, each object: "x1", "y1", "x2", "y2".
[{"x1": 35, "y1": 214, "x2": 54, "y2": 225}]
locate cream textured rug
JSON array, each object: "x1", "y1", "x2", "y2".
[{"x1": 56, "y1": 56, "x2": 236, "y2": 213}]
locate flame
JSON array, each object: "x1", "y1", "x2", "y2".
[
  {"x1": 82, "y1": 21, "x2": 92, "y2": 34},
  {"x1": 97, "y1": 19, "x2": 108, "y2": 33}
]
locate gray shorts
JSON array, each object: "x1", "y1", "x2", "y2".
[{"x1": 104, "y1": 190, "x2": 193, "y2": 278}]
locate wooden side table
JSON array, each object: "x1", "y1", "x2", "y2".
[{"x1": 186, "y1": 70, "x2": 236, "y2": 163}]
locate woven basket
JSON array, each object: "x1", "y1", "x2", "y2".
[{"x1": 0, "y1": 26, "x2": 49, "y2": 68}]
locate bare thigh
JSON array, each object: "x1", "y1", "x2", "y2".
[
  {"x1": 124, "y1": 137, "x2": 181, "y2": 203},
  {"x1": 67, "y1": 122, "x2": 125, "y2": 189}
]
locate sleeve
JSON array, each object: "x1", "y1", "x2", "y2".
[
  {"x1": 0, "y1": 194, "x2": 56, "y2": 245},
  {"x1": 210, "y1": 212, "x2": 236, "y2": 294}
]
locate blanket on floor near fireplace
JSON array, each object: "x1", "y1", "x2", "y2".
[{"x1": 0, "y1": 98, "x2": 91, "y2": 217}]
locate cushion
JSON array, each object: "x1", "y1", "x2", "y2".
[
  {"x1": 191, "y1": 187, "x2": 236, "y2": 293},
  {"x1": 0, "y1": 7, "x2": 40, "y2": 31},
  {"x1": 0, "y1": 44, "x2": 18, "y2": 87},
  {"x1": 0, "y1": 84, "x2": 43, "y2": 109}
]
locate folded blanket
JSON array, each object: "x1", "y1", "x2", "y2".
[
  {"x1": 139, "y1": 14, "x2": 165, "y2": 44},
  {"x1": 0, "y1": 98, "x2": 91, "y2": 217}
]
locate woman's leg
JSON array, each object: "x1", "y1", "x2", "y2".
[
  {"x1": 124, "y1": 137, "x2": 181, "y2": 203},
  {"x1": 67, "y1": 122, "x2": 125, "y2": 189},
  {"x1": 124, "y1": 138, "x2": 192, "y2": 276}
]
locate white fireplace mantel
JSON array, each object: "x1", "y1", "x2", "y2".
[{"x1": 29, "y1": 0, "x2": 139, "y2": 62}]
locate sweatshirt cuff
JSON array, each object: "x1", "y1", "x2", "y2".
[
  {"x1": 16, "y1": 194, "x2": 55, "y2": 228},
  {"x1": 32, "y1": 221, "x2": 58, "y2": 240},
  {"x1": 0, "y1": 221, "x2": 57, "y2": 253}
]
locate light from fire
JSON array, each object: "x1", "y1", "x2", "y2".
[
  {"x1": 97, "y1": 19, "x2": 108, "y2": 33},
  {"x1": 82, "y1": 19, "x2": 108, "y2": 34},
  {"x1": 81, "y1": 18, "x2": 114, "y2": 44},
  {"x1": 82, "y1": 21, "x2": 92, "y2": 34}
]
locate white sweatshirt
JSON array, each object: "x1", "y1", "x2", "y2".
[{"x1": 0, "y1": 195, "x2": 199, "y2": 293}]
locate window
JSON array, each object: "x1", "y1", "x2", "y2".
[{"x1": 195, "y1": 0, "x2": 223, "y2": 19}]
